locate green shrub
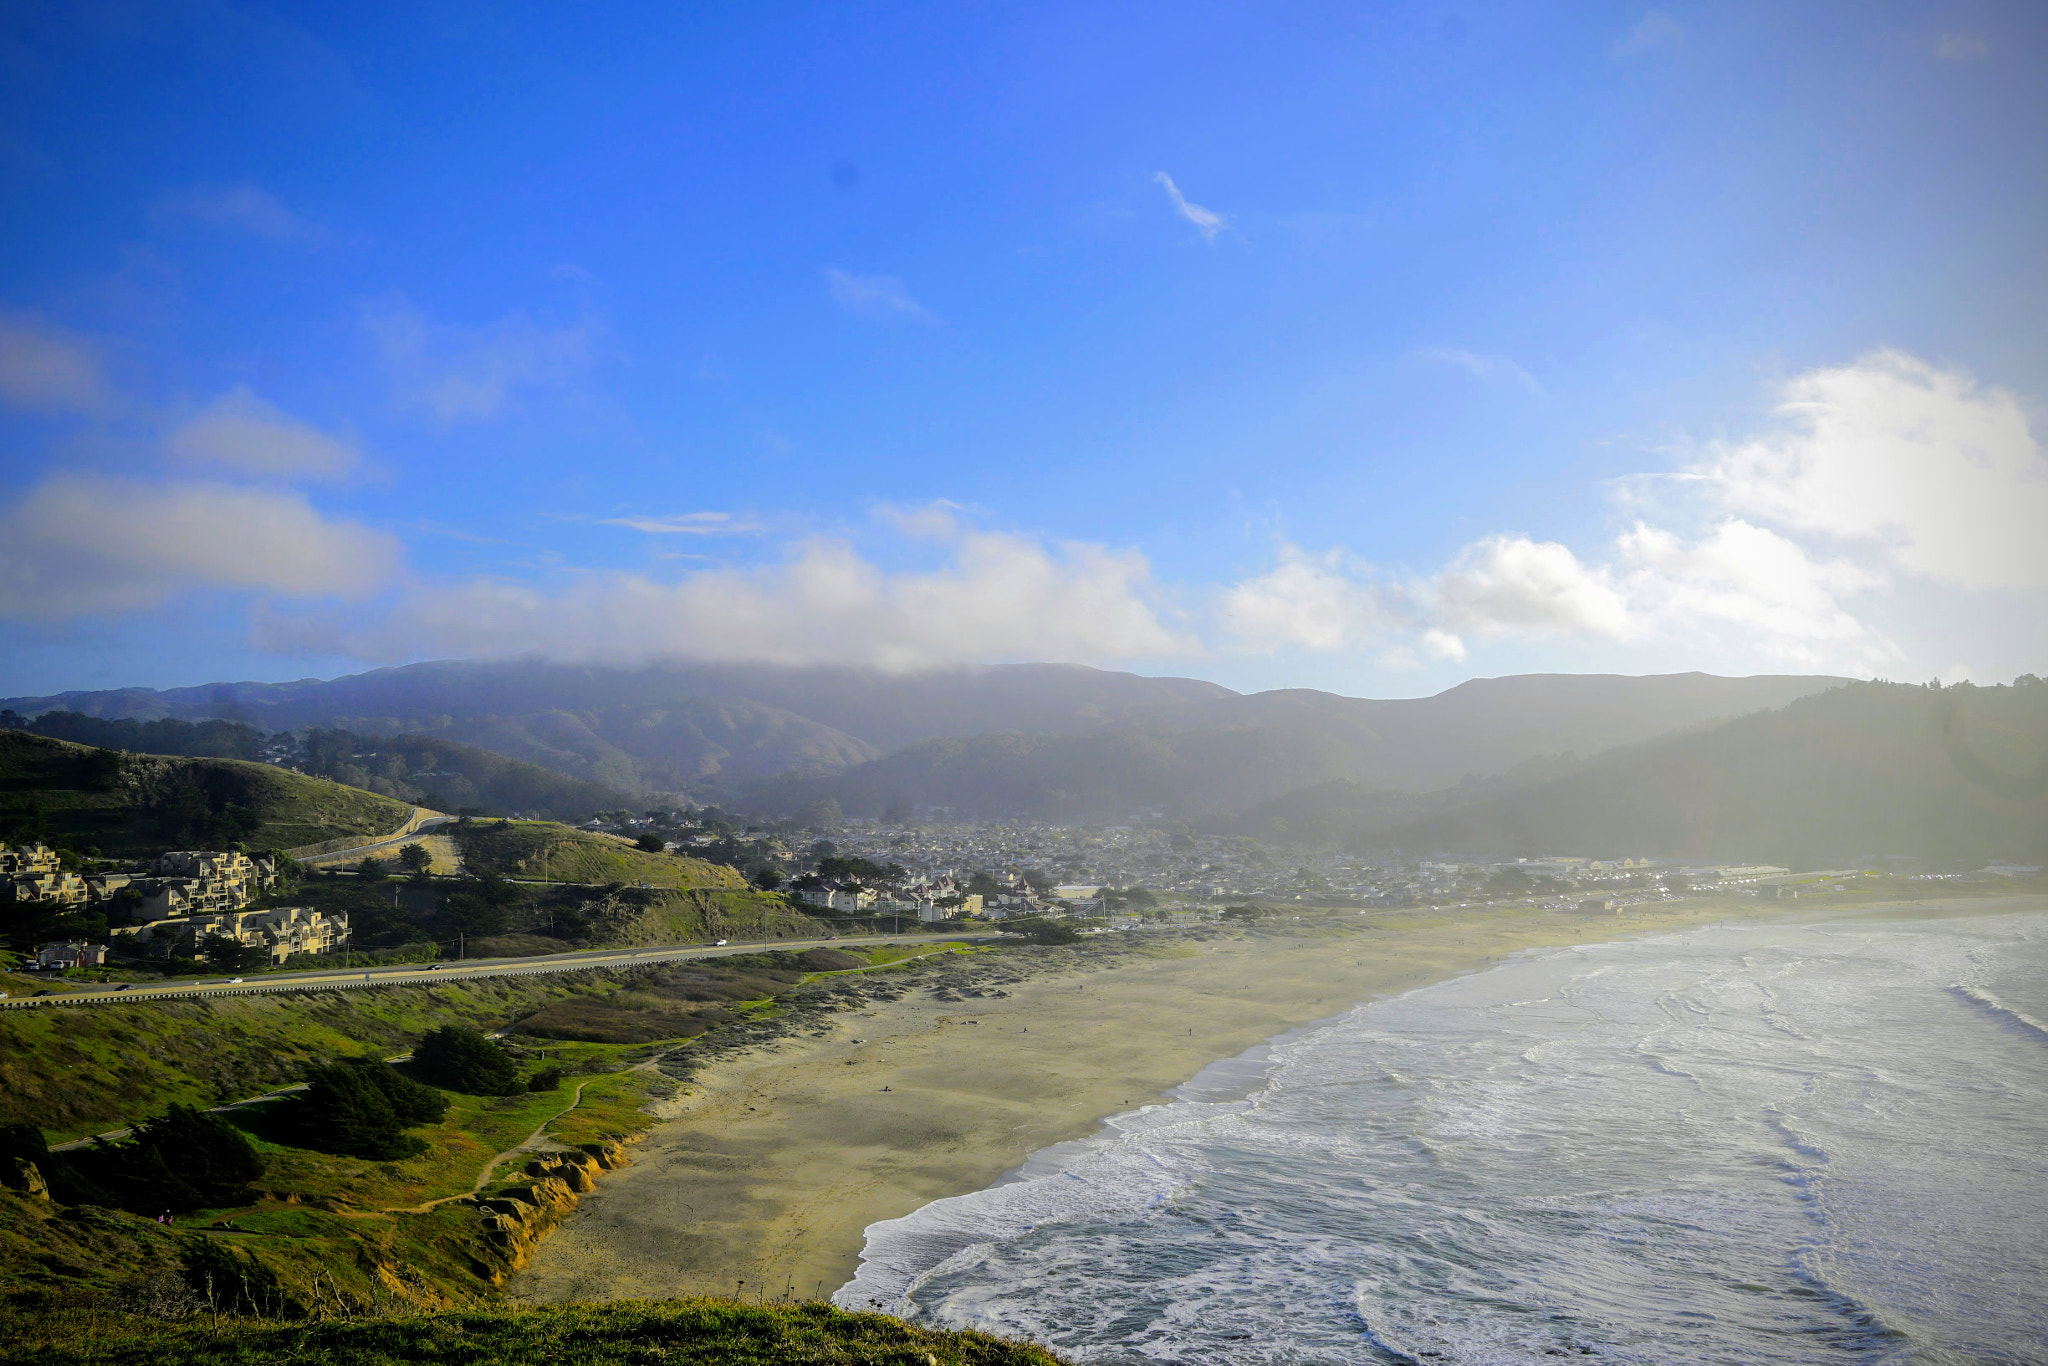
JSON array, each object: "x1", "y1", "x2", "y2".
[
  {"x1": 411, "y1": 1025, "x2": 520, "y2": 1095},
  {"x1": 526, "y1": 1065, "x2": 565, "y2": 1092},
  {"x1": 279, "y1": 1057, "x2": 449, "y2": 1159},
  {"x1": 67, "y1": 1105, "x2": 266, "y2": 1214}
]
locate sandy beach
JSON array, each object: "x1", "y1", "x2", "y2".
[{"x1": 511, "y1": 900, "x2": 1804, "y2": 1306}]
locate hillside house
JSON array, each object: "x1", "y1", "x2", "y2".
[
  {"x1": 126, "y1": 850, "x2": 277, "y2": 921},
  {"x1": 5, "y1": 867, "x2": 89, "y2": 906},
  {"x1": 119, "y1": 906, "x2": 347, "y2": 964},
  {"x1": 35, "y1": 940, "x2": 107, "y2": 969},
  {"x1": 0, "y1": 843, "x2": 60, "y2": 876}
]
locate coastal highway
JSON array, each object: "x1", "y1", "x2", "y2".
[{"x1": 0, "y1": 933, "x2": 995, "y2": 1011}]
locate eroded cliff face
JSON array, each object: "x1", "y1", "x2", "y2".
[{"x1": 466, "y1": 1141, "x2": 631, "y2": 1283}]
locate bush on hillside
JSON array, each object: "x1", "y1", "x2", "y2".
[
  {"x1": 411, "y1": 1025, "x2": 520, "y2": 1095},
  {"x1": 279, "y1": 1058, "x2": 449, "y2": 1160},
  {"x1": 60, "y1": 1105, "x2": 267, "y2": 1214},
  {"x1": 999, "y1": 917, "x2": 1082, "y2": 945}
]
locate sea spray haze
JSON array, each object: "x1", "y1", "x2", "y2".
[{"x1": 841, "y1": 909, "x2": 2048, "y2": 1364}]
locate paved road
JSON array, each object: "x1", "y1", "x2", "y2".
[
  {"x1": 295, "y1": 809, "x2": 458, "y2": 867},
  {"x1": 0, "y1": 933, "x2": 993, "y2": 1010}
]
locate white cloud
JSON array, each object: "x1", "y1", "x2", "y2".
[
  {"x1": 1417, "y1": 347, "x2": 1541, "y2": 393},
  {"x1": 598, "y1": 512, "x2": 763, "y2": 536},
  {"x1": 823, "y1": 269, "x2": 941, "y2": 326},
  {"x1": 1696, "y1": 350, "x2": 2048, "y2": 591},
  {"x1": 1218, "y1": 546, "x2": 1391, "y2": 653},
  {"x1": 0, "y1": 313, "x2": 114, "y2": 414},
  {"x1": 1216, "y1": 522, "x2": 1893, "y2": 672},
  {"x1": 362, "y1": 292, "x2": 595, "y2": 423},
  {"x1": 0, "y1": 476, "x2": 401, "y2": 619},
  {"x1": 156, "y1": 184, "x2": 329, "y2": 245},
  {"x1": 263, "y1": 531, "x2": 1187, "y2": 671},
  {"x1": 1614, "y1": 10, "x2": 1682, "y2": 57},
  {"x1": 1936, "y1": 32, "x2": 1989, "y2": 61},
  {"x1": 166, "y1": 386, "x2": 359, "y2": 481},
  {"x1": 872, "y1": 500, "x2": 965, "y2": 541},
  {"x1": 1420, "y1": 628, "x2": 1468, "y2": 662},
  {"x1": 1153, "y1": 172, "x2": 1226, "y2": 241},
  {"x1": 1616, "y1": 519, "x2": 1896, "y2": 669},
  {"x1": 1430, "y1": 535, "x2": 1633, "y2": 639}
]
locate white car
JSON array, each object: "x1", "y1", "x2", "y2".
[{"x1": 713, "y1": 939, "x2": 729, "y2": 946}]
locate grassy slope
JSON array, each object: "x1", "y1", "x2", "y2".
[
  {"x1": 0, "y1": 731, "x2": 412, "y2": 857},
  {"x1": 1, "y1": 1299, "x2": 1068, "y2": 1365},
  {"x1": 0, "y1": 976, "x2": 632, "y2": 1140},
  {"x1": 449, "y1": 821, "x2": 799, "y2": 944},
  {"x1": 0, "y1": 947, "x2": 1001, "y2": 1360},
  {"x1": 452, "y1": 821, "x2": 749, "y2": 890}
]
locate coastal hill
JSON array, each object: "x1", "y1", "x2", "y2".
[
  {"x1": 0, "y1": 729, "x2": 415, "y2": 856},
  {"x1": 5, "y1": 710, "x2": 635, "y2": 823},
  {"x1": 1226, "y1": 679, "x2": 2048, "y2": 867},
  {"x1": 0, "y1": 661, "x2": 1231, "y2": 791},
  {"x1": 2, "y1": 663, "x2": 1845, "y2": 811}
]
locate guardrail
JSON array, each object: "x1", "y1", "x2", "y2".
[{"x1": 0, "y1": 934, "x2": 983, "y2": 1011}]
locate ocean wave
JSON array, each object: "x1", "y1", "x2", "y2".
[
  {"x1": 1950, "y1": 983, "x2": 2048, "y2": 1042},
  {"x1": 846, "y1": 909, "x2": 2048, "y2": 1362}
]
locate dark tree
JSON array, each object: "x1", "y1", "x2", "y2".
[
  {"x1": 635, "y1": 833, "x2": 666, "y2": 853},
  {"x1": 397, "y1": 843, "x2": 432, "y2": 874},
  {"x1": 440, "y1": 892, "x2": 505, "y2": 938},
  {"x1": 411, "y1": 1024, "x2": 520, "y2": 1094},
  {"x1": 80, "y1": 1105, "x2": 267, "y2": 1213},
  {"x1": 280, "y1": 1058, "x2": 447, "y2": 1159},
  {"x1": 356, "y1": 857, "x2": 389, "y2": 881},
  {"x1": 199, "y1": 934, "x2": 266, "y2": 973},
  {"x1": 1000, "y1": 917, "x2": 1082, "y2": 945}
]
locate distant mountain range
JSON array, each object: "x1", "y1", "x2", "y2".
[
  {"x1": 1378, "y1": 679, "x2": 2048, "y2": 867},
  {"x1": 3, "y1": 663, "x2": 1841, "y2": 815},
  {"x1": 12, "y1": 661, "x2": 2042, "y2": 866},
  {"x1": 1212, "y1": 679, "x2": 2048, "y2": 867}
]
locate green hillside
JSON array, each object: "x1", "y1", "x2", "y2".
[
  {"x1": 451, "y1": 820, "x2": 753, "y2": 891},
  {"x1": 5, "y1": 711, "x2": 636, "y2": 823},
  {"x1": 0, "y1": 731, "x2": 412, "y2": 857}
]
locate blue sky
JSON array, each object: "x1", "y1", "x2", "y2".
[{"x1": 2, "y1": 1, "x2": 2044, "y2": 699}]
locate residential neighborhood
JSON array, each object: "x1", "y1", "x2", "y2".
[{"x1": 1, "y1": 841, "x2": 345, "y2": 974}]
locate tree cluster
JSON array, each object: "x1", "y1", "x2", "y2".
[
  {"x1": 411, "y1": 1024, "x2": 522, "y2": 1095},
  {"x1": 277, "y1": 1057, "x2": 449, "y2": 1160},
  {"x1": 1, "y1": 1106, "x2": 265, "y2": 1215}
]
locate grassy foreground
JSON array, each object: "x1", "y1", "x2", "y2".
[{"x1": 0, "y1": 1298, "x2": 1068, "y2": 1365}]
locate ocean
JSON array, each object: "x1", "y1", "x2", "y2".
[{"x1": 835, "y1": 906, "x2": 2048, "y2": 1364}]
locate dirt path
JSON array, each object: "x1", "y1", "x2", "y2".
[{"x1": 376, "y1": 1080, "x2": 593, "y2": 1215}]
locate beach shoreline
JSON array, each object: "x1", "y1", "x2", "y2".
[{"x1": 508, "y1": 897, "x2": 1861, "y2": 1307}]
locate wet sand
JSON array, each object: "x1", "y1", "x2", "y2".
[{"x1": 511, "y1": 901, "x2": 1798, "y2": 1306}]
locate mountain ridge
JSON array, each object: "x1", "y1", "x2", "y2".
[{"x1": 2, "y1": 663, "x2": 1849, "y2": 811}]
